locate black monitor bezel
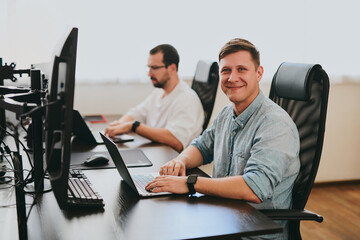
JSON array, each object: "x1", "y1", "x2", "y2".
[{"x1": 45, "y1": 27, "x2": 78, "y2": 209}]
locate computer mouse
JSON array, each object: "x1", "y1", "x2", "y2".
[{"x1": 83, "y1": 154, "x2": 109, "y2": 167}]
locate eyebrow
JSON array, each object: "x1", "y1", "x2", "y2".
[{"x1": 220, "y1": 64, "x2": 248, "y2": 70}]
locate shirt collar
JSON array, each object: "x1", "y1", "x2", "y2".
[{"x1": 232, "y1": 90, "x2": 265, "y2": 128}]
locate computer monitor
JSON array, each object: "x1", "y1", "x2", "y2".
[{"x1": 45, "y1": 27, "x2": 78, "y2": 209}]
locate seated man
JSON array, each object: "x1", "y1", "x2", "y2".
[
  {"x1": 105, "y1": 44, "x2": 204, "y2": 152},
  {"x1": 145, "y1": 39, "x2": 300, "y2": 239}
]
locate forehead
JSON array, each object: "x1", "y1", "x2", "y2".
[
  {"x1": 219, "y1": 51, "x2": 255, "y2": 69},
  {"x1": 148, "y1": 52, "x2": 164, "y2": 65}
]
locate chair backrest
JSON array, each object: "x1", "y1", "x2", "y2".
[
  {"x1": 191, "y1": 60, "x2": 219, "y2": 131},
  {"x1": 269, "y1": 62, "x2": 329, "y2": 210}
]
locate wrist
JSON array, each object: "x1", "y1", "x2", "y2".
[
  {"x1": 186, "y1": 174, "x2": 198, "y2": 195},
  {"x1": 180, "y1": 155, "x2": 191, "y2": 169},
  {"x1": 131, "y1": 120, "x2": 140, "y2": 132}
]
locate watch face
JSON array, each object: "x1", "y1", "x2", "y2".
[{"x1": 187, "y1": 175, "x2": 197, "y2": 184}]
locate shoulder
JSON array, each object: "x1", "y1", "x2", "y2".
[
  {"x1": 257, "y1": 97, "x2": 298, "y2": 133},
  {"x1": 174, "y1": 81, "x2": 202, "y2": 101},
  {"x1": 212, "y1": 104, "x2": 233, "y2": 123}
]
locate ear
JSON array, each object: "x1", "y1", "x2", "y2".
[
  {"x1": 167, "y1": 63, "x2": 177, "y2": 73},
  {"x1": 256, "y1": 66, "x2": 264, "y2": 82}
]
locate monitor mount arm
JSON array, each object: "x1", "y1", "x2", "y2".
[
  {"x1": 0, "y1": 86, "x2": 47, "y2": 193},
  {"x1": 0, "y1": 58, "x2": 46, "y2": 137}
]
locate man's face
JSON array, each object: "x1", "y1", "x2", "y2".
[
  {"x1": 219, "y1": 51, "x2": 263, "y2": 108},
  {"x1": 147, "y1": 52, "x2": 171, "y2": 88}
]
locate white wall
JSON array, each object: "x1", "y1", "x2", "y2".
[{"x1": 1, "y1": 0, "x2": 360, "y2": 84}]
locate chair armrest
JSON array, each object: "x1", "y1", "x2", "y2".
[{"x1": 260, "y1": 209, "x2": 323, "y2": 223}]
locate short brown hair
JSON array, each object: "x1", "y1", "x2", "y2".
[
  {"x1": 150, "y1": 44, "x2": 179, "y2": 71},
  {"x1": 219, "y1": 38, "x2": 260, "y2": 68}
]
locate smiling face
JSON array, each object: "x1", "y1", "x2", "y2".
[{"x1": 219, "y1": 50, "x2": 264, "y2": 115}]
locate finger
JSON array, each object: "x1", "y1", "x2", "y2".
[
  {"x1": 173, "y1": 164, "x2": 181, "y2": 176},
  {"x1": 150, "y1": 186, "x2": 166, "y2": 193},
  {"x1": 179, "y1": 168, "x2": 186, "y2": 176},
  {"x1": 145, "y1": 180, "x2": 157, "y2": 190},
  {"x1": 166, "y1": 162, "x2": 175, "y2": 175},
  {"x1": 161, "y1": 163, "x2": 171, "y2": 175},
  {"x1": 159, "y1": 164, "x2": 167, "y2": 176}
]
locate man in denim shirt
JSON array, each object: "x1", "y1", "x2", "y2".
[{"x1": 146, "y1": 38, "x2": 300, "y2": 239}]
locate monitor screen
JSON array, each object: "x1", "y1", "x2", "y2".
[{"x1": 45, "y1": 27, "x2": 78, "y2": 209}]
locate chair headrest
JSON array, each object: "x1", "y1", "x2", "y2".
[
  {"x1": 273, "y1": 62, "x2": 321, "y2": 101},
  {"x1": 194, "y1": 60, "x2": 217, "y2": 83}
]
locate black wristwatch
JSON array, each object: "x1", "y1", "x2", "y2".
[
  {"x1": 187, "y1": 174, "x2": 198, "y2": 195},
  {"x1": 131, "y1": 120, "x2": 140, "y2": 132}
]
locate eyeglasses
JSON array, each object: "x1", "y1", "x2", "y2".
[{"x1": 147, "y1": 65, "x2": 166, "y2": 72}]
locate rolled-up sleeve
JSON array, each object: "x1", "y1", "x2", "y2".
[{"x1": 243, "y1": 120, "x2": 300, "y2": 202}]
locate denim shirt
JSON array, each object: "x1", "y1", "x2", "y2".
[{"x1": 191, "y1": 91, "x2": 300, "y2": 239}]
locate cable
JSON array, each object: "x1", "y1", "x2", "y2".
[
  {"x1": 25, "y1": 168, "x2": 50, "y2": 223},
  {"x1": 18, "y1": 100, "x2": 58, "y2": 119},
  {"x1": 0, "y1": 146, "x2": 14, "y2": 169},
  {"x1": 0, "y1": 125, "x2": 33, "y2": 169},
  {"x1": 6, "y1": 121, "x2": 20, "y2": 153},
  {"x1": 19, "y1": 118, "x2": 30, "y2": 135}
]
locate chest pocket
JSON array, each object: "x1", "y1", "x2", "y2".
[{"x1": 229, "y1": 151, "x2": 251, "y2": 176}]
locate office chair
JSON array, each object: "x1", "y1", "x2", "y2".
[
  {"x1": 191, "y1": 60, "x2": 219, "y2": 131},
  {"x1": 260, "y1": 62, "x2": 330, "y2": 240}
]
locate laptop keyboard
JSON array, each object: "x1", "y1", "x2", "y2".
[
  {"x1": 67, "y1": 169, "x2": 105, "y2": 208},
  {"x1": 133, "y1": 174, "x2": 155, "y2": 194}
]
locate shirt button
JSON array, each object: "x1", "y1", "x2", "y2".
[
  {"x1": 240, "y1": 124, "x2": 244, "y2": 128},
  {"x1": 229, "y1": 153, "x2": 232, "y2": 158},
  {"x1": 232, "y1": 131, "x2": 236, "y2": 135}
]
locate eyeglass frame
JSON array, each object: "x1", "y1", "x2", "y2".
[{"x1": 147, "y1": 65, "x2": 167, "y2": 72}]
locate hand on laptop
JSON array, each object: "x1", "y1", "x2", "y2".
[
  {"x1": 145, "y1": 175, "x2": 188, "y2": 194},
  {"x1": 104, "y1": 121, "x2": 132, "y2": 138},
  {"x1": 159, "y1": 158, "x2": 186, "y2": 176}
]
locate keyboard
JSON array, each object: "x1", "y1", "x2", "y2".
[
  {"x1": 133, "y1": 174, "x2": 155, "y2": 195},
  {"x1": 67, "y1": 169, "x2": 105, "y2": 208}
]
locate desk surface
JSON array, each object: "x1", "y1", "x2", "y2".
[{"x1": 1, "y1": 127, "x2": 282, "y2": 240}]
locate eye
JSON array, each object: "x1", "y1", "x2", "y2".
[
  {"x1": 148, "y1": 65, "x2": 166, "y2": 71},
  {"x1": 238, "y1": 67, "x2": 246, "y2": 72},
  {"x1": 221, "y1": 68, "x2": 231, "y2": 74}
]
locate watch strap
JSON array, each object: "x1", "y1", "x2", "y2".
[
  {"x1": 131, "y1": 121, "x2": 140, "y2": 132},
  {"x1": 187, "y1": 174, "x2": 198, "y2": 195}
]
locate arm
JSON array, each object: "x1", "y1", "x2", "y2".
[
  {"x1": 135, "y1": 124, "x2": 183, "y2": 152},
  {"x1": 146, "y1": 145, "x2": 261, "y2": 203},
  {"x1": 193, "y1": 176, "x2": 261, "y2": 203},
  {"x1": 146, "y1": 171, "x2": 261, "y2": 203},
  {"x1": 159, "y1": 145, "x2": 204, "y2": 176},
  {"x1": 105, "y1": 119, "x2": 184, "y2": 152},
  {"x1": 105, "y1": 115, "x2": 134, "y2": 130}
]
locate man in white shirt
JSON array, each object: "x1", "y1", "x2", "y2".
[{"x1": 105, "y1": 44, "x2": 204, "y2": 152}]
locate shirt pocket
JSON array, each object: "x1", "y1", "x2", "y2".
[{"x1": 230, "y1": 151, "x2": 251, "y2": 176}]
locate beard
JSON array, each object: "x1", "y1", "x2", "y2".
[{"x1": 151, "y1": 76, "x2": 170, "y2": 88}]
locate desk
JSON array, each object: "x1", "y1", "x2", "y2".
[{"x1": 2, "y1": 132, "x2": 282, "y2": 240}]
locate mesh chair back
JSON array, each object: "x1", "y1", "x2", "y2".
[
  {"x1": 269, "y1": 62, "x2": 329, "y2": 210},
  {"x1": 191, "y1": 60, "x2": 219, "y2": 131}
]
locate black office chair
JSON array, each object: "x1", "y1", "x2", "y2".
[
  {"x1": 260, "y1": 62, "x2": 330, "y2": 240},
  {"x1": 191, "y1": 60, "x2": 219, "y2": 132}
]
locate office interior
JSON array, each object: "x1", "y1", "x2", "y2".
[{"x1": 1, "y1": 0, "x2": 359, "y2": 239}]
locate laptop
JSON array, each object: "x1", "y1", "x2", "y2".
[
  {"x1": 73, "y1": 109, "x2": 134, "y2": 144},
  {"x1": 100, "y1": 132, "x2": 172, "y2": 197}
]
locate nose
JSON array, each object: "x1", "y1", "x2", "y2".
[
  {"x1": 228, "y1": 72, "x2": 239, "y2": 82},
  {"x1": 148, "y1": 69, "x2": 153, "y2": 77}
]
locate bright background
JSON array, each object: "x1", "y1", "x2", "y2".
[{"x1": 1, "y1": 0, "x2": 359, "y2": 83}]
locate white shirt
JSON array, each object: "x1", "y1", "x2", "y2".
[{"x1": 127, "y1": 81, "x2": 204, "y2": 148}]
